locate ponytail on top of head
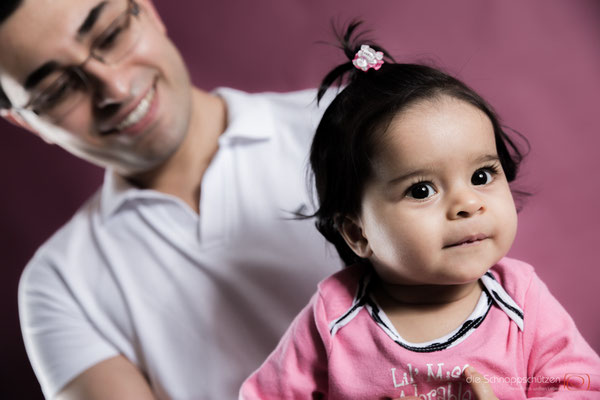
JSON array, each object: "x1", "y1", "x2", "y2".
[
  {"x1": 316, "y1": 20, "x2": 394, "y2": 103},
  {"x1": 309, "y1": 20, "x2": 529, "y2": 267}
]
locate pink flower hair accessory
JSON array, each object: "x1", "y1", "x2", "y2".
[{"x1": 352, "y1": 44, "x2": 384, "y2": 72}]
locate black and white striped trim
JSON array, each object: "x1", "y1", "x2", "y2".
[
  {"x1": 328, "y1": 269, "x2": 524, "y2": 352},
  {"x1": 365, "y1": 289, "x2": 493, "y2": 352},
  {"x1": 480, "y1": 271, "x2": 524, "y2": 331},
  {"x1": 329, "y1": 273, "x2": 372, "y2": 336}
]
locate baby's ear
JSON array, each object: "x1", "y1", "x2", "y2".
[{"x1": 338, "y1": 215, "x2": 373, "y2": 258}]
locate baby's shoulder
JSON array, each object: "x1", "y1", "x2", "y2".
[
  {"x1": 316, "y1": 264, "x2": 369, "y2": 319},
  {"x1": 489, "y1": 257, "x2": 539, "y2": 305}
]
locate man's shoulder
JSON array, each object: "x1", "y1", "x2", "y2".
[
  {"x1": 214, "y1": 87, "x2": 332, "y2": 147},
  {"x1": 217, "y1": 87, "x2": 318, "y2": 106},
  {"x1": 215, "y1": 87, "x2": 335, "y2": 121},
  {"x1": 20, "y1": 190, "x2": 103, "y2": 283}
]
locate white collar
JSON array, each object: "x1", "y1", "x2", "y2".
[
  {"x1": 100, "y1": 88, "x2": 276, "y2": 220},
  {"x1": 213, "y1": 87, "x2": 276, "y2": 143}
]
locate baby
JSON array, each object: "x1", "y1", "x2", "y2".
[{"x1": 240, "y1": 23, "x2": 600, "y2": 399}]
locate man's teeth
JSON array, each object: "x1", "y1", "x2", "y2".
[{"x1": 116, "y1": 87, "x2": 155, "y2": 131}]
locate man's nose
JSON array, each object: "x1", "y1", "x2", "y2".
[
  {"x1": 83, "y1": 58, "x2": 132, "y2": 109},
  {"x1": 447, "y1": 185, "x2": 485, "y2": 219}
]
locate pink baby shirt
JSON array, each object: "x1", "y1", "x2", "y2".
[{"x1": 240, "y1": 257, "x2": 600, "y2": 399}]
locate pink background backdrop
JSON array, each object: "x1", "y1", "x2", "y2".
[{"x1": 1, "y1": 1, "x2": 598, "y2": 398}]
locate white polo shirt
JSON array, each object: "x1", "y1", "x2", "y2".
[{"x1": 19, "y1": 88, "x2": 341, "y2": 399}]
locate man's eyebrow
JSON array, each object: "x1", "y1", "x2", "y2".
[
  {"x1": 24, "y1": 61, "x2": 60, "y2": 90},
  {"x1": 78, "y1": 1, "x2": 109, "y2": 36}
]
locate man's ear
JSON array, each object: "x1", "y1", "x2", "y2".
[
  {"x1": 338, "y1": 215, "x2": 373, "y2": 258},
  {"x1": 138, "y1": 0, "x2": 167, "y2": 34},
  {"x1": 0, "y1": 109, "x2": 54, "y2": 143},
  {"x1": 1, "y1": 108, "x2": 37, "y2": 133}
]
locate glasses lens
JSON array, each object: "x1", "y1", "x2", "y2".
[
  {"x1": 31, "y1": 71, "x2": 87, "y2": 122},
  {"x1": 94, "y1": 3, "x2": 141, "y2": 65}
]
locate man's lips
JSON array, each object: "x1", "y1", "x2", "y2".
[
  {"x1": 115, "y1": 85, "x2": 156, "y2": 132},
  {"x1": 99, "y1": 79, "x2": 157, "y2": 135},
  {"x1": 443, "y1": 233, "x2": 489, "y2": 248}
]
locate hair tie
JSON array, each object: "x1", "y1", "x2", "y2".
[{"x1": 352, "y1": 45, "x2": 384, "y2": 72}]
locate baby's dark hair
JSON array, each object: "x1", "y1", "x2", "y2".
[{"x1": 310, "y1": 21, "x2": 528, "y2": 266}]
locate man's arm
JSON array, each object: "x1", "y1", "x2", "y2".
[{"x1": 56, "y1": 355, "x2": 156, "y2": 400}]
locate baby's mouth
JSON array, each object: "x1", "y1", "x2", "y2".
[{"x1": 444, "y1": 234, "x2": 489, "y2": 248}]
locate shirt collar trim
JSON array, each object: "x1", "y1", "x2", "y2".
[{"x1": 329, "y1": 267, "x2": 525, "y2": 348}]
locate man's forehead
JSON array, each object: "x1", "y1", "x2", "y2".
[{"x1": 2, "y1": 0, "x2": 111, "y2": 28}]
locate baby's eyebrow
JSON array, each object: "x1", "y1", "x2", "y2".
[
  {"x1": 385, "y1": 154, "x2": 500, "y2": 187},
  {"x1": 386, "y1": 167, "x2": 435, "y2": 187},
  {"x1": 475, "y1": 154, "x2": 501, "y2": 164}
]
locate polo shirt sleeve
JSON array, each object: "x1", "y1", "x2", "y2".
[
  {"x1": 18, "y1": 255, "x2": 120, "y2": 399},
  {"x1": 523, "y1": 269, "x2": 600, "y2": 398},
  {"x1": 239, "y1": 291, "x2": 331, "y2": 399}
]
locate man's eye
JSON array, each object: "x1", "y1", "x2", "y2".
[
  {"x1": 35, "y1": 76, "x2": 83, "y2": 111},
  {"x1": 471, "y1": 169, "x2": 493, "y2": 185},
  {"x1": 97, "y1": 26, "x2": 124, "y2": 50},
  {"x1": 406, "y1": 182, "x2": 436, "y2": 199},
  {"x1": 36, "y1": 83, "x2": 71, "y2": 111}
]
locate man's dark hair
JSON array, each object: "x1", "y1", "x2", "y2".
[
  {"x1": 0, "y1": 0, "x2": 24, "y2": 109},
  {"x1": 309, "y1": 21, "x2": 529, "y2": 267}
]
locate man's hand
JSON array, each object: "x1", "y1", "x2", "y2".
[{"x1": 395, "y1": 365, "x2": 498, "y2": 400}]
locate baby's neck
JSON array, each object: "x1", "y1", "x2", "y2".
[
  {"x1": 376, "y1": 279, "x2": 481, "y2": 306},
  {"x1": 373, "y1": 279, "x2": 484, "y2": 343}
]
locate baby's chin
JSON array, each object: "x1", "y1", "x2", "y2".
[{"x1": 431, "y1": 261, "x2": 495, "y2": 286}]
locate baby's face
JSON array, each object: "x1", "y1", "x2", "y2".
[{"x1": 356, "y1": 95, "x2": 517, "y2": 286}]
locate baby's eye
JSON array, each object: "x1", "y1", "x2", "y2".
[
  {"x1": 471, "y1": 169, "x2": 493, "y2": 185},
  {"x1": 406, "y1": 182, "x2": 436, "y2": 199}
]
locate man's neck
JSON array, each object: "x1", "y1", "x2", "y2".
[{"x1": 127, "y1": 88, "x2": 227, "y2": 213}]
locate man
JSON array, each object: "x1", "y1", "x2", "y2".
[{"x1": 0, "y1": 0, "x2": 339, "y2": 398}]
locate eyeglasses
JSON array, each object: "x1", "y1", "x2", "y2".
[{"x1": 23, "y1": 0, "x2": 142, "y2": 122}]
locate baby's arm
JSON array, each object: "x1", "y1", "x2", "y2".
[
  {"x1": 239, "y1": 292, "x2": 330, "y2": 399},
  {"x1": 524, "y1": 272, "x2": 600, "y2": 398}
]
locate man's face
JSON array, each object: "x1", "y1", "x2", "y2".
[{"x1": 0, "y1": 0, "x2": 194, "y2": 176}]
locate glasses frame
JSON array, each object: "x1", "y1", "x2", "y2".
[{"x1": 23, "y1": 0, "x2": 141, "y2": 119}]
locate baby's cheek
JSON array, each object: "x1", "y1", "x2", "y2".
[{"x1": 498, "y1": 200, "x2": 518, "y2": 253}]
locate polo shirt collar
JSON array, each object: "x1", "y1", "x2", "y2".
[
  {"x1": 100, "y1": 87, "x2": 276, "y2": 220},
  {"x1": 214, "y1": 87, "x2": 276, "y2": 143},
  {"x1": 100, "y1": 170, "x2": 146, "y2": 220}
]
